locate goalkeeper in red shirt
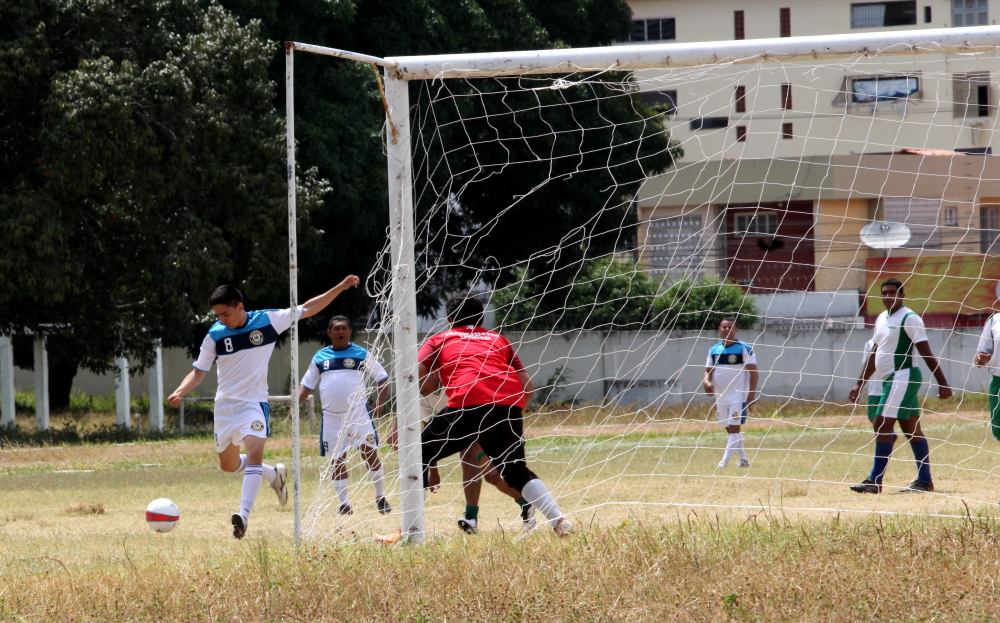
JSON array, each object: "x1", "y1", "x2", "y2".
[{"x1": 416, "y1": 292, "x2": 571, "y2": 537}]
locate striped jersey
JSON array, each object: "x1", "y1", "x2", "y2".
[
  {"x1": 976, "y1": 312, "x2": 1000, "y2": 376},
  {"x1": 862, "y1": 338, "x2": 882, "y2": 397},
  {"x1": 872, "y1": 306, "x2": 928, "y2": 378},
  {"x1": 193, "y1": 306, "x2": 304, "y2": 404},
  {"x1": 705, "y1": 340, "x2": 757, "y2": 404},
  {"x1": 301, "y1": 344, "x2": 389, "y2": 416}
]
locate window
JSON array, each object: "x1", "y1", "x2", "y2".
[
  {"x1": 953, "y1": 72, "x2": 992, "y2": 118},
  {"x1": 646, "y1": 215, "x2": 704, "y2": 274},
  {"x1": 924, "y1": 5, "x2": 932, "y2": 21},
  {"x1": 982, "y1": 205, "x2": 1000, "y2": 254},
  {"x1": 735, "y1": 86, "x2": 746, "y2": 113},
  {"x1": 851, "y1": 1, "x2": 917, "y2": 28},
  {"x1": 852, "y1": 76, "x2": 919, "y2": 102},
  {"x1": 782, "y1": 123, "x2": 793, "y2": 139},
  {"x1": 734, "y1": 212, "x2": 778, "y2": 236},
  {"x1": 953, "y1": 0, "x2": 988, "y2": 26},
  {"x1": 617, "y1": 17, "x2": 676, "y2": 43},
  {"x1": 641, "y1": 90, "x2": 678, "y2": 115},
  {"x1": 690, "y1": 117, "x2": 729, "y2": 130},
  {"x1": 885, "y1": 197, "x2": 941, "y2": 248},
  {"x1": 781, "y1": 84, "x2": 792, "y2": 109},
  {"x1": 943, "y1": 207, "x2": 959, "y2": 227},
  {"x1": 736, "y1": 126, "x2": 748, "y2": 142},
  {"x1": 780, "y1": 8, "x2": 791, "y2": 37},
  {"x1": 735, "y1": 10, "x2": 745, "y2": 39}
]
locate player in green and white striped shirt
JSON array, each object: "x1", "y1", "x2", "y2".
[
  {"x1": 974, "y1": 308, "x2": 1000, "y2": 441},
  {"x1": 848, "y1": 278, "x2": 952, "y2": 494}
]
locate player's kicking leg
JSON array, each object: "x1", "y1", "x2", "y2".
[{"x1": 457, "y1": 443, "x2": 534, "y2": 534}]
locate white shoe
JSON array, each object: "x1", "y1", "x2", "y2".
[
  {"x1": 457, "y1": 516, "x2": 478, "y2": 534},
  {"x1": 271, "y1": 464, "x2": 288, "y2": 507},
  {"x1": 717, "y1": 460, "x2": 728, "y2": 469},
  {"x1": 738, "y1": 460, "x2": 751, "y2": 468},
  {"x1": 553, "y1": 517, "x2": 572, "y2": 537}
]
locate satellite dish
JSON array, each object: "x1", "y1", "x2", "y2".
[{"x1": 860, "y1": 221, "x2": 911, "y2": 249}]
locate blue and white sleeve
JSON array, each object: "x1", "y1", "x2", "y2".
[
  {"x1": 301, "y1": 363, "x2": 320, "y2": 391},
  {"x1": 267, "y1": 306, "x2": 306, "y2": 334},
  {"x1": 192, "y1": 334, "x2": 216, "y2": 372},
  {"x1": 365, "y1": 357, "x2": 390, "y2": 383}
]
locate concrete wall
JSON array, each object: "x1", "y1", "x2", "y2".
[{"x1": 14, "y1": 328, "x2": 992, "y2": 407}]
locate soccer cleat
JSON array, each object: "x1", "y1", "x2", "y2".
[
  {"x1": 339, "y1": 503, "x2": 353, "y2": 516},
  {"x1": 850, "y1": 478, "x2": 882, "y2": 494},
  {"x1": 376, "y1": 497, "x2": 392, "y2": 515},
  {"x1": 457, "y1": 516, "x2": 478, "y2": 534},
  {"x1": 717, "y1": 460, "x2": 728, "y2": 469},
  {"x1": 521, "y1": 504, "x2": 536, "y2": 533},
  {"x1": 900, "y1": 479, "x2": 934, "y2": 493},
  {"x1": 271, "y1": 463, "x2": 288, "y2": 507},
  {"x1": 553, "y1": 517, "x2": 573, "y2": 537},
  {"x1": 231, "y1": 513, "x2": 248, "y2": 539},
  {"x1": 737, "y1": 460, "x2": 751, "y2": 468}
]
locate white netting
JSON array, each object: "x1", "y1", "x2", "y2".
[{"x1": 305, "y1": 45, "x2": 1000, "y2": 542}]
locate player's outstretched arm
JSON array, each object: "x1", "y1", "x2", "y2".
[
  {"x1": 300, "y1": 275, "x2": 360, "y2": 319},
  {"x1": 915, "y1": 341, "x2": 952, "y2": 399},
  {"x1": 848, "y1": 350, "x2": 877, "y2": 404},
  {"x1": 167, "y1": 369, "x2": 206, "y2": 408}
]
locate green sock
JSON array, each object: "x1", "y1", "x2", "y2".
[
  {"x1": 465, "y1": 505, "x2": 479, "y2": 519},
  {"x1": 515, "y1": 497, "x2": 530, "y2": 509}
]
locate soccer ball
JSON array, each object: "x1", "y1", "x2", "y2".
[{"x1": 145, "y1": 498, "x2": 180, "y2": 533}]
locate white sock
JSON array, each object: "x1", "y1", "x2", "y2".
[
  {"x1": 735, "y1": 435, "x2": 749, "y2": 462},
  {"x1": 261, "y1": 463, "x2": 276, "y2": 484},
  {"x1": 334, "y1": 478, "x2": 350, "y2": 506},
  {"x1": 234, "y1": 454, "x2": 248, "y2": 475},
  {"x1": 723, "y1": 433, "x2": 741, "y2": 463},
  {"x1": 369, "y1": 468, "x2": 386, "y2": 499},
  {"x1": 521, "y1": 479, "x2": 563, "y2": 527},
  {"x1": 240, "y1": 465, "x2": 264, "y2": 518}
]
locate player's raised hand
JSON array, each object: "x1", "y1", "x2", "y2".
[{"x1": 336, "y1": 274, "x2": 360, "y2": 292}]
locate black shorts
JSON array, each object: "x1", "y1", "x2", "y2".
[{"x1": 421, "y1": 403, "x2": 538, "y2": 492}]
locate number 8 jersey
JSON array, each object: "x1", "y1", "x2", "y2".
[{"x1": 193, "y1": 306, "x2": 304, "y2": 405}]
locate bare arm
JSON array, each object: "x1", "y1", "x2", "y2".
[
  {"x1": 168, "y1": 369, "x2": 206, "y2": 408},
  {"x1": 746, "y1": 364, "x2": 758, "y2": 409},
  {"x1": 915, "y1": 341, "x2": 953, "y2": 399},
  {"x1": 373, "y1": 379, "x2": 389, "y2": 416},
  {"x1": 848, "y1": 351, "x2": 877, "y2": 404},
  {"x1": 297, "y1": 385, "x2": 312, "y2": 405},
  {"x1": 300, "y1": 275, "x2": 360, "y2": 319},
  {"x1": 702, "y1": 367, "x2": 715, "y2": 396},
  {"x1": 517, "y1": 371, "x2": 535, "y2": 407}
]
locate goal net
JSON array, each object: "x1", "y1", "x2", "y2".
[{"x1": 296, "y1": 28, "x2": 1000, "y2": 542}]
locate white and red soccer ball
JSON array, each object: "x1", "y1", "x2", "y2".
[{"x1": 145, "y1": 498, "x2": 180, "y2": 533}]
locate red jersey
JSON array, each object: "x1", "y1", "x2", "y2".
[{"x1": 418, "y1": 325, "x2": 526, "y2": 408}]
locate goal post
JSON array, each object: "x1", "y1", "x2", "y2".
[{"x1": 284, "y1": 25, "x2": 1000, "y2": 544}]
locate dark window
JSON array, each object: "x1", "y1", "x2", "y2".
[
  {"x1": 981, "y1": 205, "x2": 1000, "y2": 254},
  {"x1": 782, "y1": 123, "x2": 793, "y2": 139},
  {"x1": 924, "y1": 5, "x2": 932, "y2": 21},
  {"x1": 735, "y1": 10, "x2": 745, "y2": 39},
  {"x1": 690, "y1": 117, "x2": 730, "y2": 130},
  {"x1": 781, "y1": 84, "x2": 792, "y2": 110},
  {"x1": 641, "y1": 90, "x2": 678, "y2": 115},
  {"x1": 851, "y1": 1, "x2": 917, "y2": 27},
  {"x1": 780, "y1": 8, "x2": 791, "y2": 36},
  {"x1": 735, "y1": 86, "x2": 747, "y2": 113},
  {"x1": 979, "y1": 84, "x2": 990, "y2": 117},
  {"x1": 736, "y1": 126, "x2": 748, "y2": 142},
  {"x1": 618, "y1": 18, "x2": 676, "y2": 43},
  {"x1": 953, "y1": 0, "x2": 988, "y2": 27}
]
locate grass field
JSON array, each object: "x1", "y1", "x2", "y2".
[{"x1": 3, "y1": 401, "x2": 1000, "y2": 620}]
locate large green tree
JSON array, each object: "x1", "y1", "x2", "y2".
[{"x1": 0, "y1": 0, "x2": 325, "y2": 407}]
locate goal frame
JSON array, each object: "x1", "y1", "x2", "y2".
[{"x1": 282, "y1": 25, "x2": 1000, "y2": 545}]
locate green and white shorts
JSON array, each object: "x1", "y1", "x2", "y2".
[
  {"x1": 988, "y1": 375, "x2": 1000, "y2": 442},
  {"x1": 876, "y1": 367, "x2": 922, "y2": 420},
  {"x1": 866, "y1": 394, "x2": 881, "y2": 421}
]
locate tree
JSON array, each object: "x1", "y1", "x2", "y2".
[
  {"x1": 0, "y1": 0, "x2": 325, "y2": 408},
  {"x1": 652, "y1": 276, "x2": 759, "y2": 331}
]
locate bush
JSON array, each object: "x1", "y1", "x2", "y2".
[{"x1": 652, "y1": 275, "x2": 758, "y2": 331}]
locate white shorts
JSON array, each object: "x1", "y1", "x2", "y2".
[
  {"x1": 715, "y1": 402, "x2": 748, "y2": 427},
  {"x1": 320, "y1": 410, "x2": 378, "y2": 458},
  {"x1": 214, "y1": 400, "x2": 270, "y2": 453}
]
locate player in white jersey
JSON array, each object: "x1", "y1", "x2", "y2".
[
  {"x1": 298, "y1": 316, "x2": 391, "y2": 516},
  {"x1": 703, "y1": 317, "x2": 758, "y2": 469},
  {"x1": 168, "y1": 276, "x2": 359, "y2": 538},
  {"x1": 973, "y1": 308, "x2": 1000, "y2": 442},
  {"x1": 848, "y1": 278, "x2": 952, "y2": 494}
]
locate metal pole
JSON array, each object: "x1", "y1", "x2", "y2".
[
  {"x1": 115, "y1": 357, "x2": 130, "y2": 427},
  {"x1": 148, "y1": 343, "x2": 164, "y2": 432},
  {"x1": 178, "y1": 400, "x2": 185, "y2": 436},
  {"x1": 285, "y1": 42, "x2": 302, "y2": 547},
  {"x1": 0, "y1": 336, "x2": 14, "y2": 428},
  {"x1": 384, "y1": 72, "x2": 424, "y2": 543},
  {"x1": 33, "y1": 336, "x2": 48, "y2": 431}
]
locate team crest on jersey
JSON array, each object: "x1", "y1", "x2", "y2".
[
  {"x1": 249, "y1": 330, "x2": 264, "y2": 346},
  {"x1": 727, "y1": 354, "x2": 738, "y2": 364},
  {"x1": 343, "y1": 358, "x2": 356, "y2": 368},
  {"x1": 250, "y1": 420, "x2": 265, "y2": 432},
  {"x1": 366, "y1": 434, "x2": 377, "y2": 446}
]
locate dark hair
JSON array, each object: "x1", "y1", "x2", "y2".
[
  {"x1": 881, "y1": 278, "x2": 904, "y2": 292},
  {"x1": 209, "y1": 285, "x2": 243, "y2": 307},
  {"x1": 719, "y1": 317, "x2": 738, "y2": 327},
  {"x1": 328, "y1": 315, "x2": 352, "y2": 331},
  {"x1": 446, "y1": 292, "x2": 485, "y2": 327}
]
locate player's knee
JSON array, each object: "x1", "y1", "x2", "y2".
[
  {"x1": 484, "y1": 468, "x2": 504, "y2": 487},
  {"x1": 496, "y1": 462, "x2": 537, "y2": 492}
]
